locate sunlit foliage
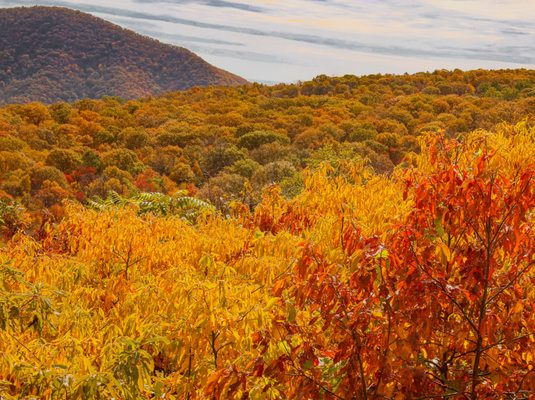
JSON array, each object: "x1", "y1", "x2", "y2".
[
  {"x1": 1, "y1": 70, "x2": 535, "y2": 232},
  {"x1": 0, "y1": 124, "x2": 533, "y2": 399}
]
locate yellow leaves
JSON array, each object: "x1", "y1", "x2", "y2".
[
  {"x1": 122, "y1": 315, "x2": 137, "y2": 337},
  {"x1": 198, "y1": 252, "x2": 216, "y2": 275},
  {"x1": 511, "y1": 301, "x2": 524, "y2": 314},
  {"x1": 436, "y1": 241, "x2": 453, "y2": 264},
  {"x1": 510, "y1": 300, "x2": 525, "y2": 323},
  {"x1": 265, "y1": 297, "x2": 279, "y2": 311},
  {"x1": 79, "y1": 356, "x2": 93, "y2": 374},
  {"x1": 297, "y1": 165, "x2": 410, "y2": 238},
  {"x1": 521, "y1": 350, "x2": 533, "y2": 366},
  {"x1": 396, "y1": 323, "x2": 411, "y2": 340},
  {"x1": 420, "y1": 348, "x2": 428, "y2": 359},
  {"x1": 371, "y1": 309, "x2": 383, "y2": 318},
  {"x1": 1, "y1": 122, "x2": 534, "y2": 399},
  {"x1": 277, "y1": 340, "x2": 292, "y2": 356},
  {"x1": 471, "y1": 121, "x2": 535, "y2": 176}
]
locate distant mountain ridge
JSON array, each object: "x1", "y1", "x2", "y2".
[{"x1": 0, "y1": 6, "x2": 248, "y2": 104}]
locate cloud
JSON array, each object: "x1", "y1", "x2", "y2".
[
  {"x1": 130, "y1": 0, "x2": 264, "y2": 13},
  {"x1": 111, "y1": 18, "x2": 245, "y2": 46},
  {"x1": 502, "y1": 28, "x2": 530, "y2": 36},
  {"x1": 185, "y1": 45, "x2": 291, "y2": 64}
]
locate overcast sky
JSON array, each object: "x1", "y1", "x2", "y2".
[{"x1": 2, "y1": 0, "x2": 535, "y2": 83}]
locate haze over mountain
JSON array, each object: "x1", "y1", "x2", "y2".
[{"x1": 0, "y1": 6, "x2": 248, "y2": 104}]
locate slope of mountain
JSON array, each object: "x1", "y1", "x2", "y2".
[{"x1": 0, "y1": 6, "x2": 248, "y2": 104}]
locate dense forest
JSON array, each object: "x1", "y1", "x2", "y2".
[
  {"x1": 0, "y1": 69, "x2": 534, "y2": 234},
  {"x1": 0, "y1": 6, "x2": 247, "y2": 104},
  {"x1": 0, "y1": 69, "x2": 534, "y2": 399}
]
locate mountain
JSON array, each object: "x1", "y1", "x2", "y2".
[{"x1": 0, "y1": 6, "x2": 248, "y2": 104}]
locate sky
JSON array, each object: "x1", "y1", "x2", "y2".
[{"x1": 1, "y1": 0, "x2": 535, "y2": 83}]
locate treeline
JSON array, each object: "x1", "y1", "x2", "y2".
[{"x1": 1, "y1": 69, "x2": 535, "y2": 234}]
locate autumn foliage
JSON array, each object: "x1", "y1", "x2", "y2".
[
  {"x1": 239, "y1": 132, "x2": 534, "y2": 399},
  {"x1": 1, "y1": 69, "x2": 535, "y2": 233},
  {"x1": 0, "y1": 122, "x2": 533, "y2": 399}
]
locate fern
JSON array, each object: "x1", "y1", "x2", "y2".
[{"x1": 86, "y1": 191, "x2": 214, "y2": 222}]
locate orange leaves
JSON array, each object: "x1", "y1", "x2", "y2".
[
  {"x1": 271, "y1": 279, "x2": 286, "y2": 297},
  {"x1": 204, "y1": 367, "x2": 231, "y2": 397},
  {"x1": 387, "y1": 133, "x2": 535, "y2": 398},
  {"x1": 0, "y1": 127, "x2": 533, "y2": 399},
  {"x1": 246, "y1": 131, "x2": 534, "y2": 399},
  {"x1": 252, "y1": 198, "x2": 314, "y2": 235},
  {"x1": 341, "y1": 223, "x2": 361, "y2": 256},
  {"x1": 296, "y1": 253, "x2": 314, "y2": 280},
  {"x1": 252, "y1": 358, "x2": 265, "y2": 377}
]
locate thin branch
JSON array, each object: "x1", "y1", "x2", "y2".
[
  {"x1": 407, "y1": 237, "x2": 479, "y2": 334},
  {"x1": 4, "y1": 330, "x2": 42, "y2": 365},
  {"x1": 513, "y1": 369, "x2": 533, "y2": 398},
  {"x1": 485, "y1": 261, "x2": 534, "y2": 307}
]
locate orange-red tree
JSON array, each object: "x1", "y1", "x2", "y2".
[{"x1": 219, "y1": 135, "x2": 534, "y2": 399}]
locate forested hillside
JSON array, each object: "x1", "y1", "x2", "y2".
[
  {"x1": 0, "y1": 69, "x2": 534, "y2": 234},
  {"x1": 0, "y1": 69, "x2": 534, "y2": 399},
  {"x1": 0, "y1": 6, "x2": 247, "y2": 104}
]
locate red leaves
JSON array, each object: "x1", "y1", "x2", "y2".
[
  {"x1": 252, "y1": 192, "x2": 315, "y2": 235},
  {"x1": 271, "y1": 279, "x2": 286, "y2": 297},
  {"x1": 389, "y1": 135, "x2": 535, "y2": 398},
  {"x1": 342, "y1": 224, "x2": 362, "y2": 255},
  {"x1": 252, "y1": 358, "x2": 265, "y2": 377},
  {"x1": 205, "y1": 366, "x2": 248, "y2": 399},
  {"x1": 251, "y1": 134, "x2": 534, "y2": 399},
  {"x1": 252, "y1": 330, "x2": 269, "y2": 354},
  {"x1": 204, "y1": 368, "x2": 231, "y2": 397}
]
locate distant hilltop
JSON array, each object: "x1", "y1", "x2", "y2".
[{"x1": 0, "y1": 6, "x2": 248, "y2": 104}]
